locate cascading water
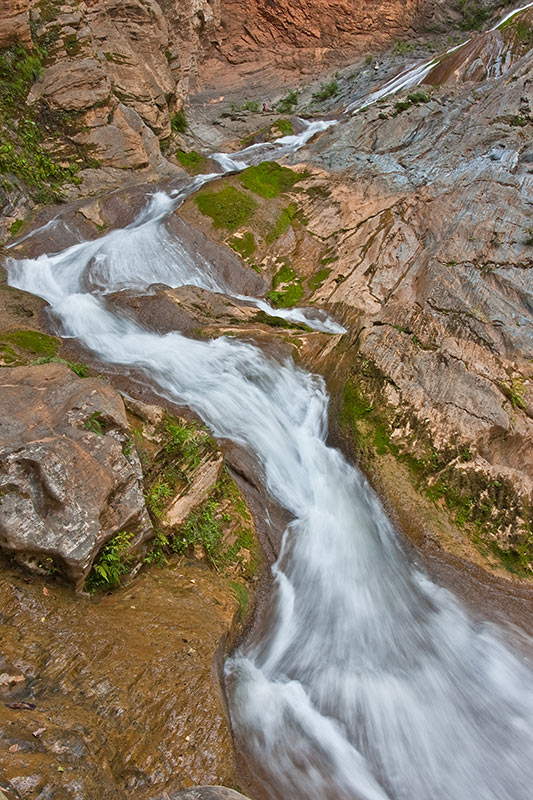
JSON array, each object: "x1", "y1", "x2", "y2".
[{"x1": 5, "y1": 5, "x2": 533, "y2": 797}]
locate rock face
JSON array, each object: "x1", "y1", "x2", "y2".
[
  {"x1": 208, "y1": 0, "x2": 475, "y2": 80},
  {"x1": 0, "y1": 363, "x2": 152, "y2": 588},
  {"x1": 284, "y1": 37, "x2": 533, "y2": 571},
  {"x1": 0, "y1": 0, "x2": 31, "y2": 47}
]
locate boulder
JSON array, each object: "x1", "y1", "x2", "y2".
[
  {"x1": 0, "y1": 363, "x2": 152, "y2": 589},
  {"x1": 159, "y1": 788, "x2": 252, "y2": 800}
]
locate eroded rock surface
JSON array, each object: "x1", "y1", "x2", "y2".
[
  {"x1": 0, "y1": 363, "x2": 152, "y2": 588},
  {"x1": 287, "y1": 39, "x2": 533, "y2": 572},
  {"x1": 0, "y1": 558, "x2": 244, "y2": 799}
]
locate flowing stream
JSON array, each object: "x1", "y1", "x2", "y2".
[{"x1": 5, "y1": 5, "x2": 533, "y2": 797}]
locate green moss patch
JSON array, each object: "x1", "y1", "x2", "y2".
[
  {"x1": 272, "y1": 264, "x2": 297, "y2": 288},
  {"x1": 195, "y1": 186, "x2": 257, "y2": 231},
  {"x1": 176, "y1": 148, "x2": 208, "y2": 174},
  {"x1": 268, "y1": 263, "x2": 303, "y2": 308},
  {"x1": 238, "y1": 161, "x2": 302, "y2": 199},
  {"x1": 228, "y1": 231, "x2": 256, "y2": 258},
  {"x1": 266, "y1": 202, "x2": 298, "y2": 244},
  {"x1": 267, "y1": 283, "x2": 304, "y2": 308},
  {"x1": 274, "y1": 118, "x2": 294, "y2": 136},
  {"x1": 308, "y1": 267, "x2": 331, "y2": 292},
  {"x1": 1, "y1": 329, "x2": 59, "y2": 359}
]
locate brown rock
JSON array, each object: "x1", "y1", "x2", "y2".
[
  {"x1": 28, "y1": 57, "x2": 111, "y2": 111},
  {"x1": 0, "y1": 0, "x2": 31, "y2": 48},
  {"x1": 0, "y1": 363, "x2": 152, "y2": 588},
  {"x1": 0, "y1": 559, "x2": 243, "y2": 798}
]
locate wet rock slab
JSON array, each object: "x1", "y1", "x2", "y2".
[{"x1": 0, "y1": 560, "x2": 241, "y2": 799}]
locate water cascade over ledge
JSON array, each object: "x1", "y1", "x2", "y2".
[{"x1": 5, "y1": 5, "x2": 533, "y2": 796}]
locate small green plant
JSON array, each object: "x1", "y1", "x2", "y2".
[
  {"x1": 144, "y1": 528, "x2": 169, "y2": 567},
  {"x1": 63, "y1": 34, "x2": 81, "y2": 56},
  {"x1": 509, "y1": 114, "x2": 527, "y2": 127},
  {"x1": 524, "y1": 226, "x2": 533, "y2": 246},
  {"x1": 241, "y1": 100, "x2": 259, "y2": 112},
  {"x1": 499, "y1": 378, "x2": 526, "y2": 410},
  {"x1": 84, "y1": 411, "x2": 107, "y2": 436},
  {"x1": 146, "y1": 480, "x2": 174, "y2": 517},
  {"x1": 171, "y1": 110, "x2": 187, "y2": 133},
  {"x1": 393, "y1": 39, "x2": 415, "y2": 55},
  {"x1": 85, "y1": 530, "x2": 134, "y2": 591},
  {"x1": 31, "y1": 355, "x2": 90, "y2": 377},
  {"x1": 163, "y1": 416, "x2": 203, "y2": 471},
  {"x1": 408, "y1": 90, "x2": 431, "y2": 104},
  {"x1": 174, "y1": 499, "x2": 225, "y2": 569},
  {"x1": 277, "y1": 90, "x2": 298, "y2": 114},
  {"x1": 312, "y1": 79, "x2": 339, "y2": 102}
]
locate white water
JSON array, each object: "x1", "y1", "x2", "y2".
[
  {"x1": 5, "y1": 6, "x2": 533, "y2": 797},
  {"x1": 346, "y1": 0, "x2": 533, "y2": 113}
]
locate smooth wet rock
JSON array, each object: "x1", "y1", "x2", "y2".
[
  {"x1": 0, "y1": 559, "x2": 244, "y2": 799},
  {"x1": 0, "y1": 363, "x2": 152, "y2": 588},
  {"x1": 161, "y1": 788, "x2": 252, "y2": 800}
]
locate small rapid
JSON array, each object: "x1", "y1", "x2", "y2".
[{"x1": 5, "y1": 4, "x2": 533, "y2": 797}]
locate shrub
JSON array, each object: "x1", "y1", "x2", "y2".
[
  {"x1": 277, "y1": 90, "x2": 298, "y2": 114},
  {"x1": 171, "y1": 110, "x2": 187, "y2": 133},
  {"x1": 312, "y1": 79, "x2": 339, "y2": 102},
  {"x1": 458, "y1": 0, "x2": 491, "y2": 31}
]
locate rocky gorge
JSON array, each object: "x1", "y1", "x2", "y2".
[{"x1": 1, "y1": 2, "x2": 533, "y2": 800}]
